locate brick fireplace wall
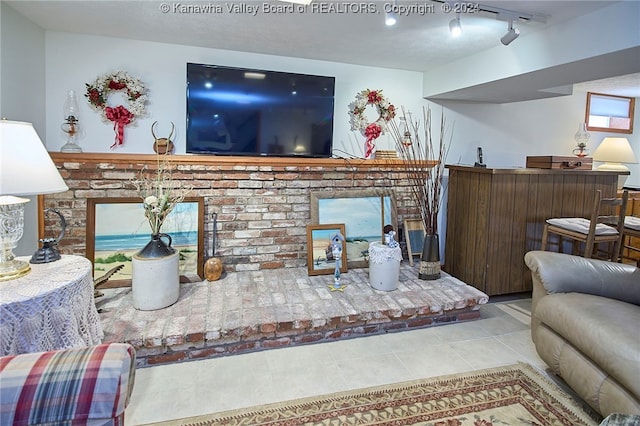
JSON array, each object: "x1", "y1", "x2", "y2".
[{"x1": 43, "y1": 153, "x2": 427, "y2": 273}]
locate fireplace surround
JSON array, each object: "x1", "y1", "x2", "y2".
[{"x1": 42, "y1": 153, "x2": 431, "y2": 275}]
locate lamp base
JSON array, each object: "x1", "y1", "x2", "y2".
[
  {"x1": 0, "y1": 196, "x2": 31, "y2": 281},
  {"x1": 0, "y1": 258, "x2": 30, "y2": 281},
  {"x1": 596, "y1": 163, "x2": 629, "y2": 189}
]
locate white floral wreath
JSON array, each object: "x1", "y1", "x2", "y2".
[
  {"x1": 348, "y1": 89, "x2": 396, "y2": 158},
  {"x1": 85, "y1": 70, "x2": 147, "y2": 148},
  {"x1": 348, "y1": 89, "x2": 395, "y2": 131}
]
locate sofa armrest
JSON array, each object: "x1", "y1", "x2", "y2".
[
  {"x1": 525, "y1": 251, "x2": 640, "y2": 306},
  {"x1": 0, "y1": 343, "x2": 136, "y2": 426}
]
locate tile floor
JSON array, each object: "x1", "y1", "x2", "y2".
[{"x1": 125, "y1": 297, "x2": 546, "y2": 425}]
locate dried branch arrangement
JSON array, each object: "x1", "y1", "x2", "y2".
[
  {"x1": 387, "y1": 107, "x2": 451, "y2": 235},
  {"x1": 131, "y1": 153, "x2": 191, "y2": 235}
]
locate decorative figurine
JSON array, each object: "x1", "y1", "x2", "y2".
[
  {"x1": 151, "y1": 121, "x2": 175, "y2": 154},
  {"x1": 329, "y1": 230, "x2": 347, "y2": 292},
  {"x1": 384, "y1": 224, "x2": 399, "y2": 248}
]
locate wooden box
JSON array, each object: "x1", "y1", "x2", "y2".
[{"x1": 526, "y1": 156, "x2": 593, "y2": 170}]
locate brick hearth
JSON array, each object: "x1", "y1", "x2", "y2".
[{"x1": 97, "y1": 263, "x2": 489, "y2": 368}]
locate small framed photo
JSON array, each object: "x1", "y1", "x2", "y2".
[{"x1": 306, "y1": 224, "x2": 348, "y2": 276}]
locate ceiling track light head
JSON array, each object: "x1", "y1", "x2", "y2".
[
  {"x1": 500, "y1": 19, "x2": 520, "y2": 45},
  {"x1": 449, "y1": 13, "x2": 462, "y2": 37},
  {"x1": 385, "y1": 0, "x2": 398, "y2": 26},
  {"x1": 385, "y1": 11, "x2": 397, "y2": 26}
]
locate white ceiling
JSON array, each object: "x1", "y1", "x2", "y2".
[{"x1": 5, "y1": 0, "x2": 640, "y2": 100}]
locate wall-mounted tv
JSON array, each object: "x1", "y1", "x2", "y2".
[{"x1": 186, "y1": 63, "x2": 335, "y2": 158}]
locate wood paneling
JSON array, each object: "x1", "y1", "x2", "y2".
[{"x1": 444, "y1": 166, "x2": 622, "y2": 296}]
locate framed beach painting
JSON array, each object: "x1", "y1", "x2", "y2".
[
  {"x1": 306, "y1": 224, "x2": 348, "y2": 276},
  {"x1": 86, "y1": 197, "x2": 205, "y2": 286},
  {"x1": 310, "y1": 189, "x2": 397, "y2": 268}
]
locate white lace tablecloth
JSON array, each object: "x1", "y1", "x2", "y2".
[
  {"x1": 369, "y1": 241, "x2": 403, "y2": 264},
  {"x1": 0, "y1": 255, "x2": 103, "y2": 356}
]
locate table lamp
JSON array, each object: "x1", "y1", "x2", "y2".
[
  {"x1": 592, "y1": 137, "x2": 638, "y2": 189},
  {"x1": 0, "y1": 120, "x2": 69, "y2": 281}
]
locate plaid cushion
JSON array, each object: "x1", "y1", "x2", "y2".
[{"x1": 0, "y1": 343, "x2": 135, "y2": 426}]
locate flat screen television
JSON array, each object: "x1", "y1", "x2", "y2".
[{"x1": 186, "y1": 63, "x2": 335, "y2": 157}]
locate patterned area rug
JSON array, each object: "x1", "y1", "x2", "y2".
[{"x1": 146, "y1": 363, "x2": 602, "y2": 426}]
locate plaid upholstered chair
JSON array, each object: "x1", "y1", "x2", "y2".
[{"x1": 0, "y1": 343, "x2": 136, "y2": 426}]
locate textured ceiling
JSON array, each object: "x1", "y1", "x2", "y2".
[{"x1": 5, "y1": 0, "x2": 639, "y2": 99}]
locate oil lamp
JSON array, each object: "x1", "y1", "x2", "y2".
[{"x1": 60, "y1": 90, "x2": 82, "y2": 152}]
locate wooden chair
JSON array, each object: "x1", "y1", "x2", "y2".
[
  {"x1": 621, "y1": 216, "x2": 640, "y2": 266},
  {"x1": 540, "y1": 189, "x2": 629, "y2": 261}
]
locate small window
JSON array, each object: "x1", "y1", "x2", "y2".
[{"x1": 586, "y1": 92, "x2": 635, "y2": 134}]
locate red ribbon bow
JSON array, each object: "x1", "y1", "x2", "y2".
[
  {"x1": 364, "y1": 123, "x2": 382, "y2": 158},
  {"x1": 105, "y1": 105, "x2": 134, "y2": 149}
]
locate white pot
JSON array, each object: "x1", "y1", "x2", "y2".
[
  {"x1": 132, "y1": 252, "x2": 180, "y2": 310},
  {"x1": 368, "y1": 241, "x2": 401, "y2": 291}
]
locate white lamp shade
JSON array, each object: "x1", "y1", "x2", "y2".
[
  {"x1": 592, "y1": 137, "x2": 638, "y2": 164},
  {"x1": 0, "y1": 120, "x2": 68, "y2": 196}
]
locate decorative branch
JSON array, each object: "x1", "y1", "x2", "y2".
[
  {"x1": 131, "y1": 153, "x2": 191, "y2": 235},
  {"x1": 387, "y1": 106, "x2": 451, "y2": 235}
]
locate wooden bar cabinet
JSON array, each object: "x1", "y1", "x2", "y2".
[{"x1": 443, "y1": 166, "x2": 624, "y2": 296}]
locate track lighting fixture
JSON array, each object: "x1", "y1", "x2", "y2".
[
  {"x1": 449, "y1": 13, "x2": 462, "y2": 37},
  {"x1": 500, "y1": 20, "x2": 520, "y2": 45},
  {"x1": 385, "y1": 10, "x2": 397, "y2": 26},
  {"x1": 432, "y1": 0, "x2": 547, "y2": 45},
  {"x1": 385, "y1": 0, "x2": 397, "y2": 26}
]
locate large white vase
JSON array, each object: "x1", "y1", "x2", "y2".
[
  {"x1": 368, "y1": 241, "x2": 402, "y2": 291},
  {"x1": 132, "y1": 234, "x2": 180, "y2": 310}
]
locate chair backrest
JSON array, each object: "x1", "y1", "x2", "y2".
[
  {"x1": 595, "y1": 189, "x2": 629, "y2": 228},
  {"x1": 588, "y1": 189, "x2": 629, "y2": 260}
]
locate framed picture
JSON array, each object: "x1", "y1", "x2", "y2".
[
  {"x1": 86, "y1": 197, "x2": 205, "y2": 287},
  {"x1": 306, "y1": 224, "x2": 348, "y2": 276},
  {"x1": 404, "y1": 218, "x2": 425, "y2": 267},
  {"x1": 310, "y1": 189, "x2": 397, "y2": 268}
]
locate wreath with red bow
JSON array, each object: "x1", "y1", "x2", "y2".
[
  {"x1": 348, "y1": 89, "x2": 396, "y2": 158},
  {"x1": 85, "y1": 71, "x2": 147, "y2": 149}
]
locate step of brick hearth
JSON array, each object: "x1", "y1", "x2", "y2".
[{"x1": 97, "y1": 264, "x2": 489, "y2": 368}]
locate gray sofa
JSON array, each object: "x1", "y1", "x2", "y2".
[{"x1": 524, "y1": 251, "x2": 640, "y2": 417}]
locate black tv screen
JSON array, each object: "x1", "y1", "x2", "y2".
[{"x1": 186, "y1": 63, "x2": 335, "y2": 157}]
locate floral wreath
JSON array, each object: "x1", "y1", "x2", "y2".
[
  {"x1": 85, "y1": 70, "x2": 147, "y2": 149},
  {"x1": 348, "y1": 89, "x2": 396, "y2": 158}
]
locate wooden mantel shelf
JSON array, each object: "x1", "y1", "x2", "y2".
[{"x1": 49, "y1": 152, "x2": 438, "y2": 170}]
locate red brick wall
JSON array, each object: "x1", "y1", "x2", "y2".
[{"x1": 43, "y1": 153, "x2": 422, "y2": 272}]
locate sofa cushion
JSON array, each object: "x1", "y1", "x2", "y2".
[
  {"x1": 525, "y1": 251, "x2": 640, "y2": 306},
  {"x1": 535, "y1": 292, "x2": 640, "y2": 400}
]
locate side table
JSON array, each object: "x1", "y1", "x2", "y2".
[{"x1": 0, "y1": 255, "x2": 103, "y2": 356}]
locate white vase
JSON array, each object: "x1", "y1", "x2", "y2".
[
  {"x1": 132, "y1": 234, "x2": 179, "y2": 310},
  {"x1": 368, "y1": 241, "x2": 401, "y2": 291}
]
